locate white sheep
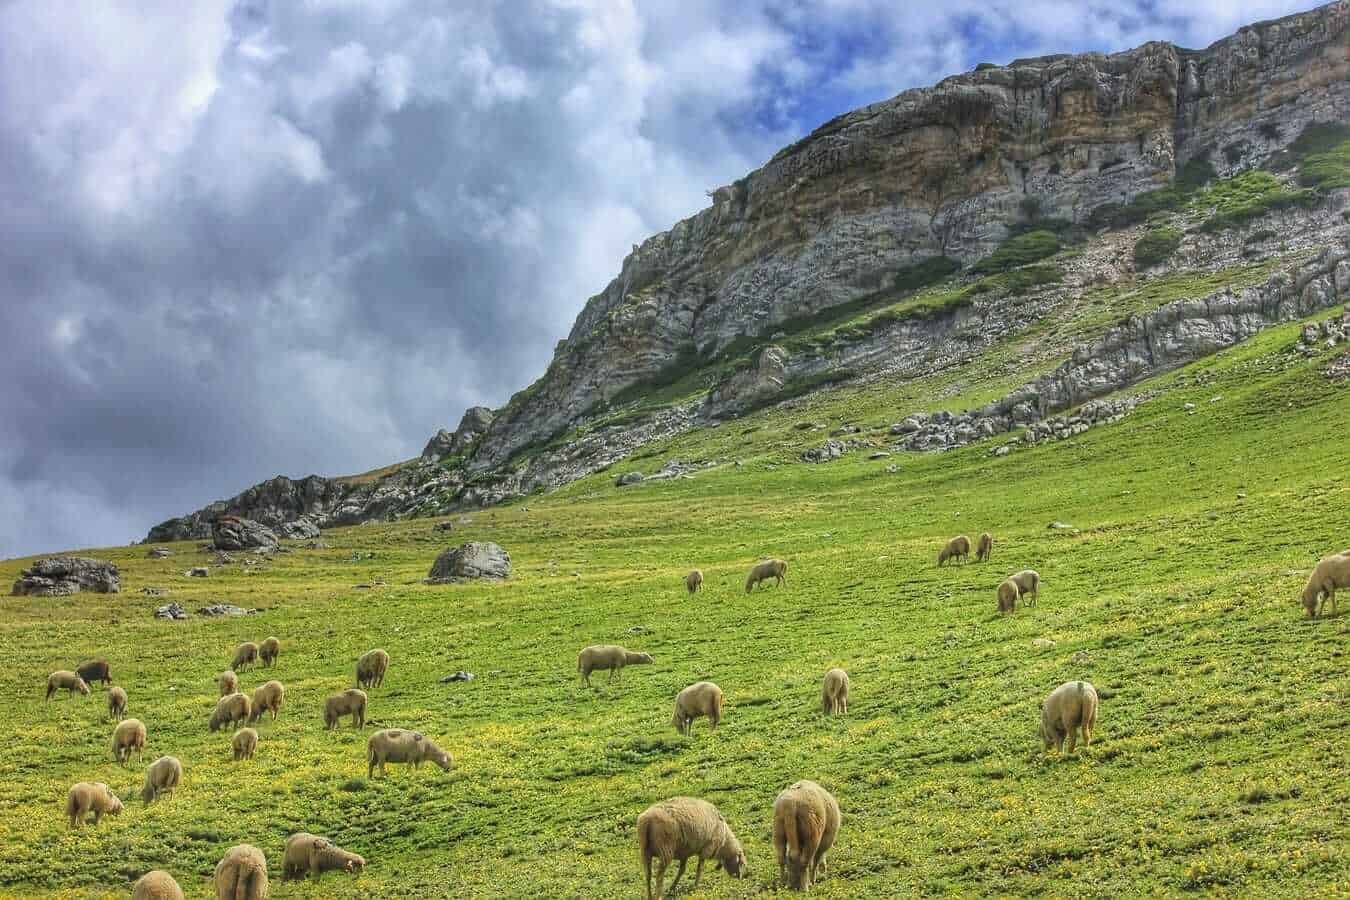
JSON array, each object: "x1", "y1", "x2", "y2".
[
  {"x1": 937, "y1": 535, "x2": 970, "y2": 566},
  {"x1": 356, "y1": 649, "x2": 389, "y2": 689},
  {"x1": 577, "y1": 645, "x2": 654, "y2": 687},
  {"x1": 108, "y1": 685, "x2": 128, "y2": 720},
  {"x1": 685, "y1": 570, "x2": 704, "y2": 593},
  {"x1": 282, "y1": 832, "x2": 366, "y2": 880},
  {"x1": 324, "y1": 689, "x2": 368, "y2": 729},
  {"x1": 1010, "y1": 569, "x2": 1040, "y2": 605},
  {"x1": 232, "y1": 727, "x2": 259, "y2": 761},
  {"x1": 112, "y1": 718, "x2": 147, "y2": 766},
  {"x1": 976, "y1": 532, "x2": 994, "y2": 562},
  {"x1": 230, "y1": 641, "x2": 259, "y2": 672},
  {"x1": 213, "y1": 844, "x2": 269, "y2": 900},
  {"x1": 821, "y1": 668, "x2": 849, "y2": 715},
  {"x1": 210, "y1": 692, "x2": 252, "y2": 732},
  {"x1": 745, "y1": 559, "x2": 788, "y2": 593},
  {"x1": 46, "y1": 670, "x2": 90, "y2": 700},
  {"x1": 773, "y1": 779, "x2": 841, "y2": 891},
  {"x1": 65, "y1": 781, "x2": 123, "y2": 827},
  {"x1": 218, "y1": 670, "x2": 239, "y2": 697},
  {"x1": 132, "y1": 870, "x2": 184, "y2": 900},
  {"x1": 637, "y1": 796, "x2": 747, "y2": 900},
  {"x1": 366, "y1": 728, "x2": 453, "y2": 777},
  {"x1": 141, "y1": 755, "x2": 182, "y2": 803},
  {"x1": 1040, "y1": 680, "x2": 1098, "y2": 754},
  {"x1": 249, "y1": 680, "x2": 285, "y2": 723},
  {"x1": 672, "y1": 681, "x2": 724, "y2": 735},
  {"x1": 1302, "y1": 552, "x2": 1350, "y2": 617}
]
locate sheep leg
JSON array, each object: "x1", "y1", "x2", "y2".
[
  {"x1": 690, "y1": 857, "x2": 706, "y2": 890},
  {"x1": 800, "y1": 829, "x2": 822, "y2": 891},
  {"x1": 653, "y1": 858, "x2": 668, "y2": 899},
  {"x1": 1065, "y1": 723, "x2": 1078, "y2": 754},
  {"x1": 668, "y1": 858, "x2": 688, "y2": 892},
  {"x1": 643, "y1": 854, "x2": 653, "y2": 900}
]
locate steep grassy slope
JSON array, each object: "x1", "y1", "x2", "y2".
[{"x1": 1, "y1": 304, "x2": 1348, "y2": 897}]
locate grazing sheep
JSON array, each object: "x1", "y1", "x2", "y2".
[
  {"x1": 112, "y1": 718, "x2": 147, "y2": 766},
  {"x1": 1010, "y1": 569, "x2": 1040, "y2": 606},
  {"x1": 76, "y1": 659, "x2": 112, "y2": 686},
  {"x1": 356, "y1": 649, "x2": 389, "y2": 689},
  {"x1": 745, "y1": 558, "x2": 788, "y2": 593},
  {"x1": 218, "y1": 670, "x2": 239, "y2": 697},
  {"x1": 637, "y1": 796, "x2": 747, "y2": 900},
  {"x1": 210, "y1": 692, "x2": 252, "y2": 732},
  {"x1": 65, "y1": 781, "x2": 122, "y2": 827},
  {"x1": 577, "y1": 645, "x2": 654, "y2": 687},
  {"x1": 997, "y1": 579, "x2": 1019, "y2": 614},
  {"x1": 324, "y1": 689, "x2": 368, "y2": 729},
  {"x1": 366, "y1": 728, "x2": 453, "y2": 777},
  {"x1": 107, "y1": 685, "x2": 128, "y2": 720},
  {"x1": 259, "y1": 636, "x2": 280, "y2": 667},
  {"x1": 282, "y1": 832, "x2": 366, "y2": 880},
  {"x1": 773, "y1": 779, "x2": 841, "y2": 891},
  {"x1": 685, "y1": 570, "x2": 704, "y2": 593},
  {"x1": 232, "y1": 727, "x2": 259, "y2": 761},
  {"x1": 976, "y1": 532, "x2": 994, "y2": 562},
  {"x1": 672, "y1": 681, "x2": 724, "y2": 736},
  {"x1": 46, "y1": 670, "x2": 90, "y2": 700},
  {"x1": 1302, "y1": 552, "x2": 1350, "y2": 618},
  {"x1": 231, "y1": 641, "x2": 259, "y2": 672},
  {"x1": 1040, "y1": 680, "x2": 1098, "y2": 754},
  {"x1": 821, "y1": 668, "x2": 849, "y2": 716},
  {"x1": 249, "y1": 680, "x2": 285, "y2": 723},
  {"x1": 140, "y1": 755, "x2": 182, "y2": 803},
  {"x1": 937, "y1": 535, "x2": 971, "y2": 567},
  {"x1": 213, "y1": 844, "x2": 269, "y2": 900},
  {"x1": 132, "y1": 870, "x2": 184, "y2": 900}
]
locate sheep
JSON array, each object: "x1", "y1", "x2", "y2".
[
  {"x1": 249, "y1": 680, "x2": 285, "y2": 723},
  {"x1": 637, "y1": 797, "x2": 747, "y2": 900},
  {"x1": 108, "y1": 685, "x2": 128, "y2": 720},
  {"x1": 672, "y1": 681, "x2": 724, "y2": 736},
  {"x1": 210, "y1": 692, "x2": 252, "y2": 732},
  {"x1": 997, "y1": 579, "x2": 1019, "y2": 614},
  {"x1": 577, "y1": 645, "x2": 654, "y2": 687},
  {"x1": 976, "y1": 532, "x2": 994, "y2": 562},
  {"x1": 46, "y1": 670, "x2": 90, "y2": 700},
  {"x1": 773, "y1": 779, "x2": 841, "y2": 891},
  {"x1": 685, "y1": 569, "x2": 704, "y2": 593},
  {"x1": 231, "y1": 641, "x2": 259, "y2": 671},
  {"x1": 140, "y1": 755, "x2": 182, "y2": 803},
  {"x1": 112, "y1": 718, "x2": 147, "y2": 766},
  {"x1": 232, "y1": 727, "x2": 259, "y2": 761},
  {"x1": 366, "y1": 728, "x2": 453, "y2": 777},
  {"x1": 745, "y1": 558, "x2": 788, "y2": 593},
  {"x1": 282, "y1": 832, "x2": 366, "y2": 880},
  {"x1": 218, "y1": 670, "x2": 239, "y2": 697},
  {"x1": 213, "y1": 844, "x2": 269, "y2": 900},
  {"x1": 1010, "y1": 569, "x2": 1040, "y2": 606},
  {"x1": 356, "y1": 649, "x2": 389, "y2": 689},
  {"x1": 821, "y1": 668, "x2": 849, "y2": 715},
  {"x1": 76, "y1": 659, "x2": 112, "y2": 686},
  {"x1": 259, "y1": 636, "x2": 281, "y2": 667},
  {"x1": 132, "y1": 870, "x2": 184, "y2": 900},
  {"x1": 1040, "y1": 680, "x2": 1098, "y2": 754},
  {"x1": 324, "y1": 689, "x2": 368, "y2": 729},
  {"x1": 1302, "y1": 552, "x2": 1350, "y2": 618},
  {"x1": 65, "y1": 781, "x2": 123, "y2": 827},
  {"x1": 937, "y1": 535, "x2": 971, "y2": 566}
]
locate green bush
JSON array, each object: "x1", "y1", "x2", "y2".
[
  {"x1": 893, "y1": 256, "x2": 959, "y2": 292},
  {"x1": 1196, "y1": 171, "x2": 1317, "y2": 232},
  {"x1": 1087, "y1": 159, "x2": 1217, "y2": 230},
  {"x1": 970, "y1": 230, "x2": 1060, "y2": 275},
  {"x1": 1133, "y1": 227, "x2": 1182, "y2": 268}
]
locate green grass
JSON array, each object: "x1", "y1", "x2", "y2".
[
  {"x1": 1195, "y1": 171, "x2": 1317, "y2": 233},
  {"x1": 1133, "y1": 227, "x2": 1182, "y2": 269},
  {"x1": 1271, "y1": 123, "x2": 1350, "y2": 190},
  {"x1": 970, "y1": 230, "x2": 1060, "y2": 275},
  {"x1": 3, "y1": 297, "x2": 1349, "y2": 897}
]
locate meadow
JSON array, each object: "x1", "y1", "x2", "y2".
[{"x1": 2, "y1": 306, "x2": 1349, "y2": 898}]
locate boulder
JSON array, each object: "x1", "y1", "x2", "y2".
[
  {"x1": 154, "y1": 602, "x2": 188, "y2": 620},
  {"x1": 11, "y1": 557, "x2": 121, "y2": 596},
  {"x1": 801, "y1": 439, "x2": 847, "y2": 463},
  {"x1": 426, "y1": 542, "x2": 512, "y2": 583},
  {"x1": 277, "y1": 517, "x2": 321, "y2": 540},
  {"x1": 197, "y1": 604, "x2": 256, "y2": 617},
  {"x1": 146, "y1": 547, "x2": 172, "y2": 559},
  {"x1": 185, "y1": 567, "x2": 209, "y2": 578},
  {"x1": 615, "y1": 471, "x2": 645, "y2": 486},
  {"x1": 212, "y1": 515, "x2": 279, "y2": 551}
]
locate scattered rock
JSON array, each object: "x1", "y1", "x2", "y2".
[
  {"x1": 154, "y1": 603, "x2": 188, "y2": 620},
  {"x1": 615, "y1": 471, "x2": 645, "y2": 487},
  {"x1": 11, "y1": 557, "x2": 121, "y2": 596},
  {"x1": 801, "y1": 439, "x2": 848, "y2": 463},
  {"x1": 140, "y1": 586, "x2": 168, "y2": 596},
  {"x1": 625, "y1": 625, "x2": 649, "y2": 634},
  {"x1": 212, "y1": 515, "x2": 279, "y2": 551},
  {"x1": 993, "y1": 446, "x2": 1010, "y2": 457},
  {"x1": 439, "y1": 671, "x2": 475, "y2": 683},
  {"x1": 433, "y1": 521, "x2": 455, "y2": 532},
  {"x1": 146, "y1": 548, "x2": 173, "y2": 559},
  {"x1": 1183, "y1": 402, "x2": 1197, "y2": 411},
  {"x1": 197, "y1": 604, "x2": 256, "y2": 617},
  {"x1": 305, "y1": 539, "x2": 329, "y2": 550},
  {"x1": 278, "y1": 517, "x2": 321, "y2": 540},
  {"x1": 425, "y1": 541, "x2": 512, "y2": 583},
  {"x1": 185, "y1": 567, "x2": 209, "y2": 578},
  {"x1": 1071, "y1": 650, "x2": 1092, "y2": 664},
  {"x1": 885, "y1": 464, "x2": 899, "y2": 474},
  {"x1": 1047, "y1": 522, "x2": 1075, "y2": 530},
  {"x1": 867, "y1": 451, "x2": 892, "y2": 460},
  {"x1": 1032, "y1": 638, "x2": 1057, "y2": 650}
]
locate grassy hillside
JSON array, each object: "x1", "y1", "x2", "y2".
[{"x1": 1, "y1": 301, "x2": 1348, "y2": 898}]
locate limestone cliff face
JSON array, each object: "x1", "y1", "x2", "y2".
[{"x1": 468, "y1": 1, "x2": 1349, "y2": 470}]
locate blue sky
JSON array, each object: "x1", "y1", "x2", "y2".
[{"x1": 0, "y1": 0, "x2": 1323, "y2": 557}]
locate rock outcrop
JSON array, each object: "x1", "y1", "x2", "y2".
[
  {"x1": 12, "y1": 557, "x2": 121, "y2": 596},
  {"x1": 212, "y1": 516, "x2": 279, "y2": 551},
  {"x1": 425, "y1": 542, "x2": 512, "y2": 583}
]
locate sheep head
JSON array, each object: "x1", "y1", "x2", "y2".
[
  {"x1": 716, "y1": 837, "x2": 747, "y2": 878},
  {"x1": 430, "y1": 747, "x2": 453, "y2": 771},
  {"x1": 76, "y1": 679, "x2": 91, "y2": 696}
]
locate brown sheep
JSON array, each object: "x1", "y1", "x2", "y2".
[
  {"x1": 324, "y1": 689, "x2": 368, "y2": 729},
  {"x1": 76, "y1": 659, "x2": 112, "y2": 686},
  {"x1": 366, "y1": 728, "x2": 453, "y2": 777},
  {"x1": 997, "y1": 579, "x2": 1018, "y2": 614},
  {"x1": 141, "y1": 755, "x2": 183, "y2": 803},
  {"x1": 685, "y1": 570, "x2": 703, "y2": 593},
  {"x1": 1302, "y1": 552, "x2": 1350, "y2": 618},
  {"x1": 249, "y1": 680, "x2": 285, "y2": 723},
  {"x1": 1040, "y1": 680, "x2": 1098, "y2": 754},
  {"x1": 213, "y1": 844, "x2": 269, "y2": 900},
  {"x1": 937, "y1": 535, "x2": 971, "y2": 566},
  {"x1": 672, "y1": 681, "x2": 724, "y2": 736},
  {"x1": 232, "y1": 727, "x2": 259, "y2": 761},
  {"x1": 821, "y1": 668, "x2": 849, "y2": 715},
  {"x1": 65, "y1": 781, "x2": 123, "y2": 827},
  {"x1": 773, "y1": 779, "x2": 841, "y2": 891},
  {"x1": 210, "y1": 692, "x2": 252, "y2": 732},
  {"x1": 108, "y1": 686, "x2": 128, "y2": 720},
  {"x1": 231, "y1": 641, "x2": 259, "y2": 672},
  {"x1": 745, "y1": 558, "x2": 788, "y2": 593},
  {"x1": 46, "y1": 670, "x2": 90, "y2": 700},
  {"x1": 112, "y1": 718, "x2": 147, "y2": 766},
  {"x1": 637, "y1": 797, "x2": 747, "y2": 900},
  {"x1": 577, "y1": 645, "x2": 654, "y2": 687},
  {"x1": 356, "y1": 649, "x2": 389, "y2": 689},
  {"x1": 218, "y1": 670, "x2": 239, "y2": 697},
  {"x1": 259, "y1": 636, "x2": 281, "y2": 667},
  {"x1": 282, "y1": 832, "x2": 366, "y2": 880},
  {"x1": 132, "y1": 870, "x2": 184, "y2": 900},
  {"x1": 976, "y1": 532, "x2": 994, "y2": 562},
  {"x1": 1010, "y1": 569, "x2": 1040, "y2": 606}
]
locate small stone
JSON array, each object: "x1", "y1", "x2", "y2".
[
  {"x1": 154, "y1": 602, "x2": 188, "y2": 620},
  {"x1": 1032, "y1": 638, "x2": 1056, "y2": 649},
  {"x1": 146, "y1": 548, "x2": 173, "y2": 559},
  {"x1": 615, "y1": 471, "x2": 644, "y2": 487},
  {"x1": 185, "y1": 567, "x2": 209, "y2": 578},
  {"x1": 197, "y1": 604, "x2": 256, "y2": 617},
  {"x1": 1183, "y1": 402, "x2": 1196, "y2": 411},
  {"x1": 993, "y1": 446, "x2": 1010, "y2": 457},
  {"x1": 1047, "y1": 522, "x2": 1074, "y2": 530},
  {"x1": 868, "y1": 451, "x2": 891, "y2": 460},
  {"x1": 1071, "y1": 651, "x2": 1092, "y2": 664},
  {"x1": 439, "y1": 671, "x2": 475, "y2": 683}
]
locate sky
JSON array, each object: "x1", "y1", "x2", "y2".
[{"x1": 0, "y1": 0, "x2": 1320, "y2": 558}]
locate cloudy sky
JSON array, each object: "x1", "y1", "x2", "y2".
[{"x1": 0, "y1": 0, "x2": 1318, "y2": 558}]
